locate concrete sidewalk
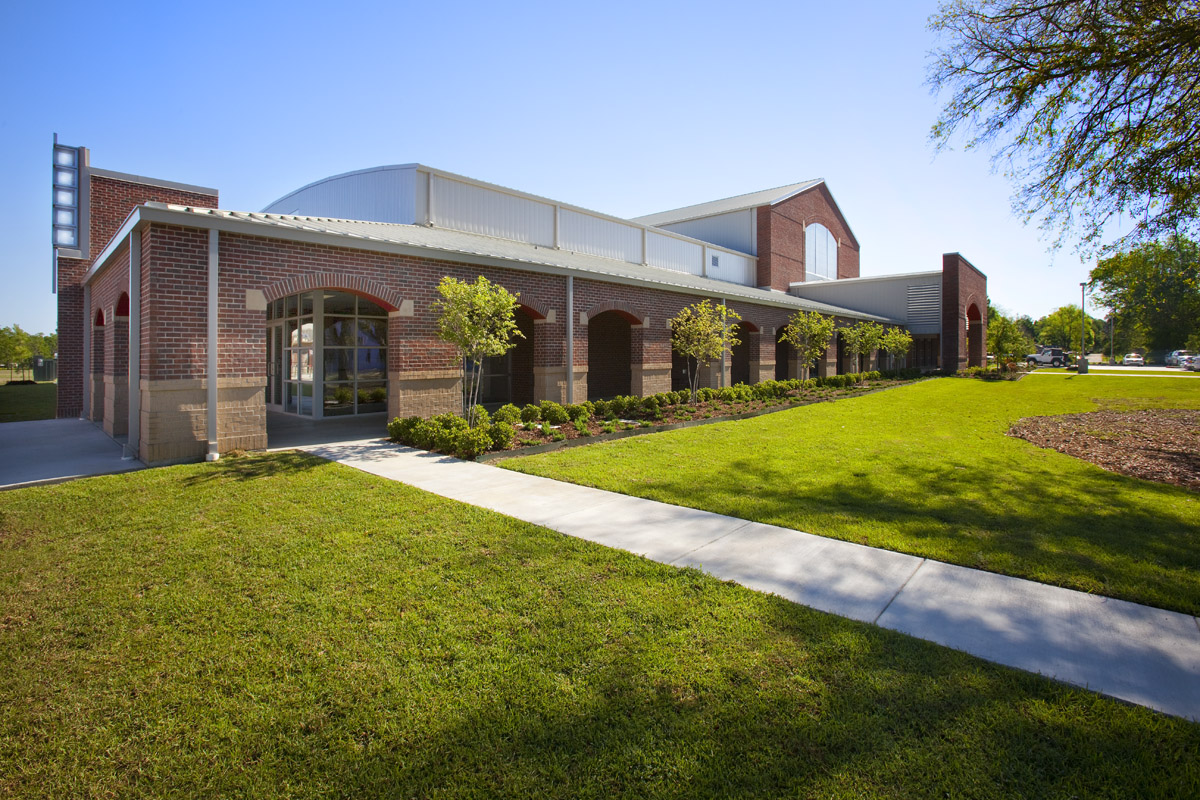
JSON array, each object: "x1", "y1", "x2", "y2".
[
  {"x1": 302, "y1": 437, "x2": 1200, "y2": 722},
  {"x1": 0, "y1": 418, "x2": 144, "y2": 490}
]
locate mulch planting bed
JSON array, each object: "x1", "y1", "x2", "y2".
[{"x1": 1010, "y1": 409, "x2": 1200, "y2": 491}]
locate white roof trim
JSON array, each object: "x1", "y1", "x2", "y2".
[
  {"x1": 789, "y1": 270, "x2": 944, "y2": 289},
  {"x1": 85, "y1": 204, "x2": 896, "y2": 323}
]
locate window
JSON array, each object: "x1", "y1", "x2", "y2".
[{"x1": 805, "y1": 223, "x2": 838, "y2": 281}]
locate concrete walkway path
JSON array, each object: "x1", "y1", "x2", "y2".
[
  {"x1": 0, "y1": 418, "x2": 144, "y2": 490},
  {"x1": 302, "y1": 438, "x2": 1200, "y2": 722}
]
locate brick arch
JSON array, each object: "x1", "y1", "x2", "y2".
[
  {"x1": 94, "y1": 308, "x2": 106, "y2": 326},
  {"x1": 261, "y1": 273, "x2": 403, "y2": 312},
  {"x1": 516, "y1": 297, "x2": 550, "y2": 321},
  {"x1": 735, "y1": 318, "x2": 761, "y2": 333},
  {"x1": 116, "y1": 292, "x2": 130, "y2": 317},
  {"x1": 585, "y1": 300, "x2": 645, "y2": 325}
]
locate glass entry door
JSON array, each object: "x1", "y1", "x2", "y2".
[{"x1": 266, "y1": 290, "x2": 387, "y2": 419}]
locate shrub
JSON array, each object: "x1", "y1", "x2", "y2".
[
  {"x1": 540, "y1": 421, "x2": 553, "y2": 436},
  {"x1": 565, "y1": 402, "x2": 591, "y2": 423},
  {"x1": 470, "y1": 406, "x2": 491, "y2": 427},
  {"x1": 591, "y1": 399, "x2": 612, "y2": 419},
  {"x1": 550, "y1": 431, "x2": 567, "y2": 442},
  {"x1": 520, "y1": 403, "x2": 541, "y2": 423},
  {"x1": 452, "y1": 426, "x2": 493, "y2": 458},
  {"x1": 494, "y1": 403, "x2": 521, "y2": 425},
  {"x1": 601, "y1": 421, "x2": 616, "y2": 434},
  {"x1": 608, "y1": 396, "x2": 629, "y2": 417},
  {"x1": 387, "y1": 415, "x2": 421, "y2": 444},
  {"x1": 697, "y1": 387, "x2": 716, "y2": 402},
  {"x1": 573, "y1": 418, "x2": 590, "y2": 436},
  {"x1": 540, "y1": 401, "x2": 570, "y2": 425},
  {"x1": 641, "y1": 395, "x2": 661, "y2": 415},
  {"x1": 486, "y1": 421, "x2": 516, "y2": 450}
]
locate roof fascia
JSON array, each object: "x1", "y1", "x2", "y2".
[
  {"x1": 89, "y1": 167, "x2": 217, "y2": 197},
  {"x1": 88, "y1": 205, "x2": 894, "y2": 322}
]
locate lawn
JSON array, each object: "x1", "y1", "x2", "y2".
[
  {"x1": 0, "y1": 453, "x2": 1197, "y2": 798},
  {"x1": 504, "y1": 375, "x2": 1200, "y2": 614},
  {"x1": 0, "y1": 381, "x2": 57, "y2": 422}
]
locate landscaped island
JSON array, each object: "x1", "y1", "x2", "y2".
[{"x1": 388, "y1": 369, "x2": 923, "y2": 459}]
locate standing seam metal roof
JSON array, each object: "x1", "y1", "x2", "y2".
[
  {"x1": 630, "y1": 180, "x2": 823, "y2": 227},
  {"x1": 111, "y1": 204, "x2": 895, "y2": 323}
]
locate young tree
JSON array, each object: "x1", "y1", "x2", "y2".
[
  {"x1": 1089, "y1": 236, "x2": 1200, "y2": 351},
  {"x1": 879, "y1": 326, "x2": 914, "y2": 370},
  {"x1": 670, "y1": 300, "x2": 741, "y2": 398},
  {"x1": 432, "y1": 276, "x2": 524, "y2": 427},
  {"x1": 928, "y1": 0, "x2": 1200, "y2": 249},
  {"x1": 840, "y1": 321, "x2": 884, "y2": 374},
  {"x1": 778, "y1": 310, "x2": 835, "y2": 380},
  {"x1": 987, "y1": 312, "x2": 1033, "y2": 362}
]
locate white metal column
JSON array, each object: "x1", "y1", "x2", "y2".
[{"x1": 206, "y1": 229, "x2": 220, "y2": 461}]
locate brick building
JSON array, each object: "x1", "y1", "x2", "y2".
[{"x1": 50, "y1": 143, "x2": 986, "y2": 464}]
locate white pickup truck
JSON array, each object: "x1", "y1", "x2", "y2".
[{"x1": 1026, "y1": 347, "x2": 1068, "y2": 367}]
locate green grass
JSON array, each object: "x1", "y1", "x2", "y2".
[
  {"x1": 1, "y1": 453, "x2": 1197, "y2": 798},
  {"x1": 505, "y1": 376, "x2": 1200, "y2": 614},
  {"x1": 0, "y1": 381, "x2": 57, "y2": 422}
]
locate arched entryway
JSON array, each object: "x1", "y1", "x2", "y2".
[
  {"x1": 588, "y1": 310, "x2": 636, "y2": 400},
  {"x1": 90, "y1": 309, "x2": 106, "y2": 423},
  {"x1": 730, "y1": 321, "x2": 758, "y2": 386},
  {"x1": 967, "y1": 303, "x2": 984, "y2": 368},
  {"x1": 470, "y1": 306, "x2": 537, "y2": 409},
  {"x1": 108, "y1": 293, "x2": 130, "y2": 437},
  {"x1": 266, "y1": 289, "x2": 389, "y2": 419}
]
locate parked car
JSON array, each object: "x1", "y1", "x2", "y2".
[
  {"x1": 1123, "y1": 353, "x2": 1145, "y2": 367},
  {"x1": 1026, "y1": 347, "x2": 1067, "y2": 367},
  {"x1": 1180, "y1": 354, "x2": 1200, "y2": 371},
  {"x1": 1166, "y1": 350, "x2": 1193, "y2": 366}
]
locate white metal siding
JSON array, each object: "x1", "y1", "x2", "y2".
[
  {"x1": 658, "y1": 209, "x2": 757, "y2": 255},
  {"x1": 707, "y1": 250, "x2": 755, "y2": 286},
  {"x1": 646, "y1": 232, "x2": 703, "y2": 275},
  {"x1": 906, "y1": 285, "x2": 941, "y2": 333},
  {"x1": 431, "y1": 175, "x2": 555, "y2": 246},
  {"x1": 559, "y1": 209, "x2": 643, "y2": 263},
  {"x1": 263, "y1": 166, "x2": 418, "y2": 223}
]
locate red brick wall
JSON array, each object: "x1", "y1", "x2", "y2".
[
  {"x1": 143, "y1": 225, "x2": 210, "y2": 381},
  {"x1": 941, "y1": 253, "x2": 988, "y2": 372},
  {"x1": 131, "y1": 224, "x2": 864, "y2": 420},
  {"x1": 755, "y1": 185, "x2": 860, "y2": 291},
  {"x1": 57, "y1": 173, "x2": 217, "y2": 417}
]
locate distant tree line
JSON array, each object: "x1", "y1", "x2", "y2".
[{"x1": 0, "y1": 325, "x2": 58, "y2": 380}]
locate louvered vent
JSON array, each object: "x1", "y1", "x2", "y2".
[{"x1": 906, "y1": 285, "x2": 941, "y2": 328}]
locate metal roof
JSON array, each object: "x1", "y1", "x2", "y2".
[
  {"x1": 87, "y1": 203, "x2": 895, "y2": 323},
  {"x1": 630, "y1": 180, "x2": 824, "y2": 227}
]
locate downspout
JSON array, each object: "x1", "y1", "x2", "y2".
[
  {"x1": 565, "y1": 275, "x2": 574, "y2": 404},
  {"x1": 206, "y1": 229, "x2": 219, "y2": 462}
]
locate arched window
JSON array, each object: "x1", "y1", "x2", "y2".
[{"x1": 805, "y1": 223, "x2": 838, "y2": 281}]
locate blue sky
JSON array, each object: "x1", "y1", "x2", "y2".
[{"x1": 0, "y1": 0, "x2": 1107, "y2": 336}]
